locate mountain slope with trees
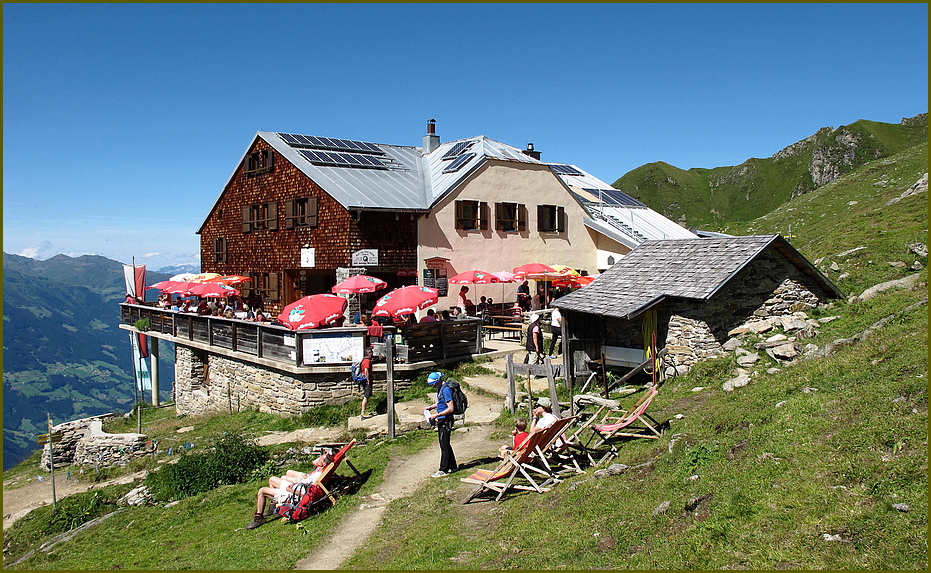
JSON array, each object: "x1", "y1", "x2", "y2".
[{"x1": 2, "y1": 254, "x2": 174, "y2": 469}]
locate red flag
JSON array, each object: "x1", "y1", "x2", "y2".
[{"x1": 138, "y1": 333, "x2": 149, "y2": 359}]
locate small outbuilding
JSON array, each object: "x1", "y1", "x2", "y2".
[{"x1": 553, "y1": 234, "x2": 844, "y2": 377}]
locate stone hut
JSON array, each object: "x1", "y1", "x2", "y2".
[{"x1": 553, "y1": 234, "x2": 844, "y2": 377}]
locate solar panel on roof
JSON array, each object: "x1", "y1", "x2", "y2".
[
  {"x1": 442, "y1": 141, "x2": 475, "y2": 160},
  {"x1": 277, "y1": 133, "x2": 385, "y2": 155},
  {"x1": 297, "y1": 149, "x2": 389, "y2": 170},
  {"x1": 442, "y1": 152, "x2": 475, "y2": 174},
  {"x1": 581, "y1": 188, "x2": 647, "y2": 207},
  {"x1": 550, "y1": 164, "x2": 584, "y2": 176}
]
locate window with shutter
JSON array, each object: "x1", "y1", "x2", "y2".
[
  {"x1": 455, "y1": 200, "x2": 481, "y2": 230},
  {"x1": 245, "y1": 149, "x2": 274, "y2": 176},
  {"x1": 242, "y1": 206, "x2": 253, "y2": 233},
  {"x1": 267, "y1": 272, "x2": 280, "y2": 301},
  {"x1": 495, "y1": 202, "x2": 522, "y2": 232},
  {"x1": 537, "y1": 204, "x2": 563, "y2": 233},
  {"x1": 213, "y1": 237, "x2": 227, "y2": 264}
]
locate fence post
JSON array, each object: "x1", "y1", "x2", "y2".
[
  {"x1": 506, "y1": 353, "x2": 515, "y2": 414},
  {"x1": 386, "y1": 337, "x2": 396, "y2": 439}
]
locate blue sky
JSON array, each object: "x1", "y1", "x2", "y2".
[{"x1": 4, "y1": 3, "x2": 927, "y2": 269}]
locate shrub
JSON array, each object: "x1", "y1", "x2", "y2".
[{"x1": 145, "y1": 432, "x2": 268, "y2": 501}]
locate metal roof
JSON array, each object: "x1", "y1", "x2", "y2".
[
  {"x1": 198, "y1": 130, "x2": 698, "y2": 248},
  {"x1": 553, "y1": 234, "x2": 844, "y2": 319}
]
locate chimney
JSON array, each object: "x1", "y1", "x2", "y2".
[
  {"x1": 423, "y1": 119, "x2": 440, "y2": 154},
  {"x1": 522, "y1": 142, "x2": 541, "y2": 161}
]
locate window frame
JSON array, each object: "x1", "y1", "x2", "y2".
[
  {"x1": 494, "y1": 202, "x2": 526, "y2": 233},
  {"x1": 244, "y1": 149, "x2": 274, "y2": 176},
  {"x1": 212, "y1": 237, "x2": 227, "y2": 264},
  {"x1": 285, "y1": 197, "x2": 319, "y2": 229},
  {"x1": 537, "y1": 204, "x2": 566, "y2": 233},
  {"x1": 455, "y1": 200, "x2": 488, "y2": 231}
]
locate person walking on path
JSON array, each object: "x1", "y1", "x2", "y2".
[
  {"x1": 524, "y1": 313, "x2": 544, "y2": 364},
  {"x1": 547, "y1": 306, "x2": 563, "y2": 358},
  {"x1": 424, "y1": 371, "x2": 457, "y2": 478}
]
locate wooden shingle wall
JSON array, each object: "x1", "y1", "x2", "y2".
[{"x1": 199, "y1": 137, "x2": 418, "y2": 314}]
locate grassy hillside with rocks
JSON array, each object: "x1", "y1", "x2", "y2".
[
  {"x1": 613, "y1": 114, "x2": 927, "y2": 229},
  {"x1": 3, "y1": 135, "x2": 926, "y2": 569}
]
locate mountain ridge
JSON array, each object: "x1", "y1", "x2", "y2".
[{"x1": 613, "y1": 113, "x2": 928, "y2": 228}]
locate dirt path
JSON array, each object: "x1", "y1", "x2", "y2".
[
  {"x1": 4, "y1": 352, "x2": 533, "y2": 568},
  {"x1": 294, "y1": 423, "x2": 498, "y2": 570}
]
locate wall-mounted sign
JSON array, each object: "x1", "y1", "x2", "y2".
[
  {"x1": 300, "y1": 248, "x2": 316, "y2": 268},
  {"x1": 424, "y1": 256, "x2": 449, "y2": 270},
  {"x1": 351, "y1": 249, "x2": 378, "y2": 266}
]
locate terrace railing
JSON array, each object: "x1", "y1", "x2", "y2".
[{"x1": 120, "y1": 304, "x2": 482, "y2": 369}]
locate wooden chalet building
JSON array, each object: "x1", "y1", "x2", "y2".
[{"x1": 198, "y1": 120, "x2": 695, "y2": 315}]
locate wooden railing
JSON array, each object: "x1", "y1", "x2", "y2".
[{"x1": 120, "y1": 304, "x2": 483, "y2": 367}]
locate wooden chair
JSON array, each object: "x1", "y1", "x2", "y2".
[
  {"x1": 584, "y1": 385, "x2": 663, "y2": 464},
  {"x1": 308, "y1": 439, "x2": 361, "y2": 509}
]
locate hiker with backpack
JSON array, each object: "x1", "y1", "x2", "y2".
[
  {"x1": 425, "y1": 371, "x2": 460, "y2": 478},
  {"x1": 246, "y1": 452, "x2": 334, "y2": 530},
  {"x1": 357, "y1": 348, "x2": 374, "y2": 419}
]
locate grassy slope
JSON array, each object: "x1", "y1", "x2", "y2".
[
  {"x1": 4, "y1": 143, "x2": 927, "y2": 570},
  {"x1": 613, "y1": 116, "x2": 927, "y2": 228}
]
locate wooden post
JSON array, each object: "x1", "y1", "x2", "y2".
[
  {"x1": 137, "y1": 401, "x2": 142, "y2": 434},
  {"x1": 386, "y1": 336, "x2": 396, "y2": 439},
  {"x1": 150, "y1": 337, "x2": 159, "y2": 406},
  {"x1": 563, "y1": 316, "x2": 573, "y2": 416},
  {"x1": 526, "y1": 370, "x2": 533, "y2": 422},
  {"x1": 544, "y1": 356, "x2": 560, "y2": 417},
  {"x1": 601, "y1": 351, "x2": 609, "y2": 399},
  {"x1": 47, "y1": 414, "x2": 57, "y2": 507},
  {"x1": 505, "y1": 353, "x2": 515, "y2": 413}
]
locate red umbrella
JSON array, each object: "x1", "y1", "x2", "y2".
[
  {"x1": 161, "y1": 281, "x2": 197, "y2": 294},
  {"x1": 146, "y1": 280, "x2": 178, "y2": 290},
  {"x1": 512, "y1": 263, "x2": 556, "y2": 278},
  {"x1": 372, "y1": 285, "x2": 439, "y2": 318},
  {"x1": 186, "y1": 282, "x2": 240, "y2": 297},
  {"x1": 277, "y1": 294, "x2": 348, "y2": 330},
  {"x1": 448, "y1": 270, "x2": 501, "y2": 285},
  {"x1": 205, "y1": 275, "x2": 252, "y2": 285},
  {"x1": 552, "y1": 275, "x2": 596, "y2": 288},
  {"x1": 331, "y1": 275, "x2": 388, "y2": 294}
]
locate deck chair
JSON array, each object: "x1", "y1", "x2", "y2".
[
  {"x1": 547, "y1": 408, "x2": 606, "y2": 472},
  {"x1": 524, "y1": 416, "x2": 581, "y2": 482},
  {"x1": 460, "y1": 429, "x2": 554, "y2": 503},
  {"x1": 585, "y1": 385, "x2": 663, "y2": 464},
  {"x1": 307, "y1": 439, "x2": 361, "y2": 510}
]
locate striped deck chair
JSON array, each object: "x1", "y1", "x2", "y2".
[
  {"x1": 585, "y1": 385, "x2": 663, "y2": 464},
  {"x1": 309, "y1": 439, "x2": 361, "y2": 509},
  {"x1": 460, "y1": 429, "x2": 553, "y2": 503},
  {"x1": 524, "y1": 415, "x2": 581, "y2": 482}
]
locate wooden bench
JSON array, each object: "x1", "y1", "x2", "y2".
[{"x1": 483, "y1": 325, "x2": 522, "y2": 340}]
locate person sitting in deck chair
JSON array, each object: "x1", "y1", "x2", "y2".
[
  {"x1": 246, "y1": 452, "x2": 334, "y2": 530},
  {"x1": 499, "y1": 417, "x2": 529, "y2": 459},
  {"x1": 529, "y1": 397, "x2": 566, "y2": 449}
]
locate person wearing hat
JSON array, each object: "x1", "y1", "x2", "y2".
[
  {"x1": 524, "y1": 313, "x2": 544, "y2": 365},
  {"x1": 529, "y1": 396, "x2": 559, "y2": 433},
  {"x1": 425, "y1": 371, "x2": 457, "y2": 478}
]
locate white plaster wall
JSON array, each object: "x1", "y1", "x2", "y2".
[{"x1": 418, "y1": 161, "x2": 611, "y2": 309}]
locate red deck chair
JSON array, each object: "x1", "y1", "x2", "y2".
[
  {"x1": 585, "y1": 385, "x2": 663, "y2": 463},
  {"x1": 309, "y1": 439, "x2": 361, "y2": 509}
]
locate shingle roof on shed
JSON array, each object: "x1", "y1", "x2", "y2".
[{"x1": 553, "y1": 234, "x2": 843, "y2": 319}]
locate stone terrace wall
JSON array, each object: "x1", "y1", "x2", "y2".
[{"x1": 174, "y1": 345, "x2": 402, "y2": 417}]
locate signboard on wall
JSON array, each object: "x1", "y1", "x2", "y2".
[
  {"x1": 422, "y1": 268, "x2": 448, "y2": 296},
  {"x1": 301, "y1": 332, "x2": 364, "y2": 365},
  {"x1": 300, "y1": 248, "x2": 316, "y2": 268},
  {"x1": 351, "y1": 249, "x2": 378, "y2": 266}
]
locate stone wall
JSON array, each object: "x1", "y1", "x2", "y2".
[
  {"x1": 662, "y1": 250, "x2": 829, "y2": 372},
  {"x1": 174, "y1": 345, "x2": 403, "y2": 417},
  {"x1": 41, "y1": 414, "x2": 148, "y2": 470}
]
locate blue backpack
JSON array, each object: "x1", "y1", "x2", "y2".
[{"x1": 350, "y1": 361, "x2": 368, "y2": 388}]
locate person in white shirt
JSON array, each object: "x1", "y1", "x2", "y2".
[{"x1": 547, "y1": 307, "x2": 563, "y2": 358}]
